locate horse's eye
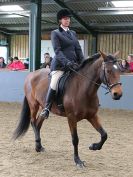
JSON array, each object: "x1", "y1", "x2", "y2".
[{"x1": 107, "y1": 70, "x2": 111, "y2": 74}]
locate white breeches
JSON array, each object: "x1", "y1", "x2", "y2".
[{"x1": 50, "y1": 70, "x2": 64, "y2": 90}]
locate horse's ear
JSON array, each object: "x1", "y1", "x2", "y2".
[
  {"x1": 113, "y1": 51, "x2": 120, "y2": 58},
  {"x1": 99, "y1": 50, "x2": 107, "y2": 60}
]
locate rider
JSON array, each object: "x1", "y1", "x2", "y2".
[{"x1": 40, "y1": 8, "x2": 84, "y2": 119}]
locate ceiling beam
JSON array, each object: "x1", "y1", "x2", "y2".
[
  {"x1": 64, "y1": 0, "x2": 133, "y2": 2},
  {"x1": 53, "y1": 0, "x2": 95, "y2": 34},
  {"x1": 41, "y1": 10, "x2": 133, "y2": 18},
  {"x1": 2, "y1": 21, "x2": 133, "y2": 29},
  {"x1": 97, "y1": 29, "x2": 133, "y2": 33},
  {"x1": 90, "y1": 22, "x2": 133, "y2": 27},
  {"x1": 0, "y1": 21, "x2": 82, "y2": 28},
  {"x1": 78, "y1": 11, "x2": 133, "y2": 16},
  {"x1": 0, "y1": 24, "x2": 29, "y2": 27},
  {"x1": 0, "y1": 0, "x2": 56, "y2": 5},
  {"x1": 0, "y1": 28, "x2": 29, "y2": 35},
  {"x1": 42, "y1": 0, "x2": 58, "y2": 4},
  {"x1": 1, "y1": 10, "x2": 133, "y2": 18},
  {"x1": 98, "y1": 7, "x2": 133, "y2": 11},
  {"x1": 0, "y1": 1, "x2": 31, "y2": 5},
  {"x1": 0, "y1": 11, "x2": 30, "y2": 14}
]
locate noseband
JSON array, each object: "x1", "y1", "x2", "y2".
[{"x1": 101, "y1": 61, "x2": 122, "y2": 94}]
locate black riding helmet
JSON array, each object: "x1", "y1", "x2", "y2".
[{"x1": 57, "y1": 8, "x2": 72, "y2": 23}]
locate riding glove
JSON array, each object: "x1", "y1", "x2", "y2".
[
  {"x1": 72, "y1": 63, "x2": 79, "y2": 70},
  {"x1": 66, "y1": 61, "x2": 73, "y2": 69},
  {"x1": 66, "y1": 61, "x2": 79, "y2": 70}
]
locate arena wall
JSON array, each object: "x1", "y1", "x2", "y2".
[
  {"x1": 98, "y1": 74, "x2": 133, "y2": 110},
  {"x1": 0, "y1": 71, "x2": 29, "y2": 102},
  {"x1": 0, "y1": 71, "x2": 132, "y2": 110}
]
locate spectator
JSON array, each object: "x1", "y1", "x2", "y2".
[
  {"x1": 40, "y1": 53, "x2": 52, "y2": 69},
  {"x1": 127, "y1": 54, "x2": 133, "y2": 72},
  {"x1": 23, "y1": 58, "x2": 29, "y2": 69},
  {"x1": 6, "y1": 57, "x2": 13, "y2": 67},
  {"x1": 7, "y1": 56, "x2": 25, "y2": 71},
  {"x1": 0, "y1": 57, "x2": 6, "y2": 68},
  {"x1": 119, "y1": 59, "x2": 130, "y2": 72}
]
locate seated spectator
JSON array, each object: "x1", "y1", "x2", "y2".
[
  {"x1": 119, "y1": 59, "x2": 130, "y2": 72},
  {"x1": 23, "y1": 58, "x2": 29, "y2": 69},
  {"x1": 0, "y1": 57, "x2": 6, "y2": 68},
  {"x1": 129, "y1": 62, "x2": 133, "y2": 72},
  {"x1": 7, "y1": 56, "x2": 25, "y2": 71},
  {"x1": 6, "y1": 57, "x2": 13, "y2": 67},
  {"x1": 40, "y1": 53, "x2": 52, "y2": 69},
  {"x1": 127, "y1": 54, "x2": 133, "y2": 72}
]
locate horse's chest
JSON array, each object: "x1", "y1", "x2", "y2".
[{"x1": 73, "y1": 104, "x2": 98, "y2": 120}]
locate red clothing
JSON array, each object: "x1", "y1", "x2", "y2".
[
  {"x1": 7, "y1": 60, "x2": 25, "y2": 70},
  {"x1": 129, "y1": 62, "x2": 133, "y2": 72}
]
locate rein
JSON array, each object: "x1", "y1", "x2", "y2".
[
  {"x1": 70, "y1": 60, "x2": 122, "y2": 95},
  {"x1": 69, "y1": 67, "x2": 109, "y2": 92}
]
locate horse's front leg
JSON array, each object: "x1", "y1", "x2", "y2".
[
  {"x1": 68, "y1": 118, "x2": 85, "y2": 168},
  {"x1": 31, "y1": 108, "x2": 45, "y2": 152},
  {"x1": 88, "y1": 115, "x2": 107, "y2": 150}
]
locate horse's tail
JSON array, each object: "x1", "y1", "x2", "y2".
[{"x1": 12, "y1": 96, "x2": 31, "y2": 140}]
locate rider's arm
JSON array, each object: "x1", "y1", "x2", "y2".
[
  {"x1": 51, "y1": 30, "x2": 70, "y2": 67},
  {"x1": 73, "y1": 31, "x2": 84, "y2": 64}
]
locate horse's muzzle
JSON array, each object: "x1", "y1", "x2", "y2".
[
  {"x1": 112, "y1": 92, "x2": 122, "y2": 100},
  {"x1": 110, "y1": 82, "x2": 122, "y2": 100}
]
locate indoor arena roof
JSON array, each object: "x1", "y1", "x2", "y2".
[{"x1": 0, "y1": 0, "x2": 133, "y2": 34}]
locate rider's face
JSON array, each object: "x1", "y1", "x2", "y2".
[{"x1": 60, "y1": 17, "x2": 71, "y2": 27}]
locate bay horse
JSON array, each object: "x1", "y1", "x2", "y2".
[{"x1": 13, "y1": 51, "x2": 122, "y2": 167}]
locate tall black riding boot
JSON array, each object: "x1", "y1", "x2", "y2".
[{"x1": 40, "y1": 87, "x2": 55, "y2": 119}]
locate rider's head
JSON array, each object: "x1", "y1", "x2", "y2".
[{"x1": 57, "y1": 8, "x2": 72, "y2": 27}]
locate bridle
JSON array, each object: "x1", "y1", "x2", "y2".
[
  {"x1": 100, "y1": 60, "x2": 122, "y2": 94},
  {"x1": 69, "y1": 58, "x2": 122, "y2": 95}
]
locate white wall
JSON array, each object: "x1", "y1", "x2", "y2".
[
  {"x1": 41, "y1": 40, "x2": 85, "y2": 63},
  {"x1": 0, "y1": 46, "x2": 7, "y2": 63}
]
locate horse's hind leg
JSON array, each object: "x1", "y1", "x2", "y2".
[
  {"x1": 30, "y1": 104, "x2": 44, "y2": 152},
  {"x1": 68, "y1": 118, "x2": 85, "y2": 167},
  {"x1": 88, "y1": 115, "x2": 107, "y2": 150}
]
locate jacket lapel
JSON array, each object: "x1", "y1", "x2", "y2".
[{"x1": 59, "y1": 26, "x2": 73, "y2": 40}]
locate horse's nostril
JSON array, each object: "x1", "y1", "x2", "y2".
[
  {"x1": 113, "y1": 92, "x2": 122, "y2": 100},
  {"x1": 114, "y1": 92, "x2": 118, "y2": 97}
]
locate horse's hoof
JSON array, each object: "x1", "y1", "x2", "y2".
[
  {"x1": 89, "y1": 143, "x2": 102, "y2": 151},
  {"x1": 76, "y1": 161, "x2": 86, "y2": 168},
  {"x1": 75, "y1": 157, "x2": 86, "y2": 168},
  {"x1": 35, "y1": 146, "x2": 45, "y2": 152}
]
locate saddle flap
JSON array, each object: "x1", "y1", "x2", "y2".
[{"x1": 56, "y1": 71, "x2": 71, "y2": 111}]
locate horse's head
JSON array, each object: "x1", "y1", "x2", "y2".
[{"x1": 99, "y1": 51, "x2": 122, "y2": 100}]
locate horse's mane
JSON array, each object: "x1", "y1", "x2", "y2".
[
  {"x1": 80, "y1": 58, "x2": 93, "y2": 68},
  {"x1": 79, "y1": 53, "x2": 101, "y2": 69}
]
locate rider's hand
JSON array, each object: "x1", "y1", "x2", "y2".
[
  {"x1": 66, "y1": 61, "x2": 73, "y2": 69},
  {"x1": 72, "y1": 63, "x2": 79, "y2": 70},
  {"x1": 66, "y1": 61, "x2": 79, "y2": 71}
]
